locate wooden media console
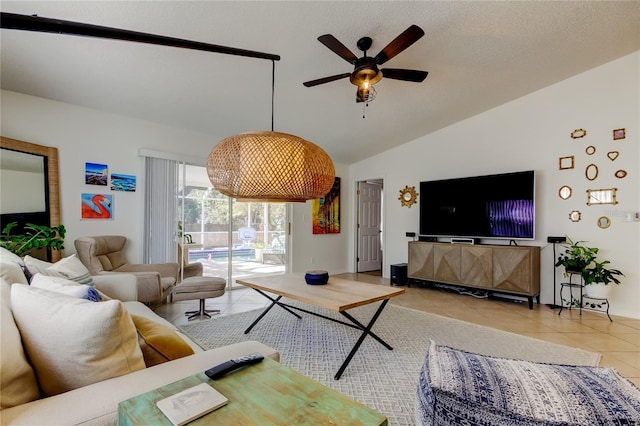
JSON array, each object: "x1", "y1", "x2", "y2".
[{"x1": 408, "y1": 241, "x2": 540, "y2": 309}]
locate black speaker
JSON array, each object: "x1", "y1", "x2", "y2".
[{"x1": 390, "y1": 263, "x2": 408, "y2": 286}]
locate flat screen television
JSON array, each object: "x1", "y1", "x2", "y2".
[{"x1": 419, "y1": 170, "x2": 535, "y2": 240}]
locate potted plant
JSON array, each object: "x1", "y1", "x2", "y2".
[
  {"x1": 555, "y1": 237, "x2": 623, "y2": 298},
  {"x1": 0, "y1": 222, "x2": 66, "y2": 258},
  {"x1": 582, "y1": 259, "x2": 624, "y2": 298}
]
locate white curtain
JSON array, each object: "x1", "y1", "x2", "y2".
[{"x1": 143, "y1": 157, "x2": 178, "y2": 263}]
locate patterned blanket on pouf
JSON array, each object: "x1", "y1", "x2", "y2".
[{"x1": 416, "y1": 341, "x2": 640, "y2": 426}]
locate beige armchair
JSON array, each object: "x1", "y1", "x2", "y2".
[{"x1": 74, "y1": 235, "x2": 178, "y2": 304}]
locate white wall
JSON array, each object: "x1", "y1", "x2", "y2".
[
  {"x1": 1, "y1": 90, "x2": 217, "y2": 260},
  {"x1": 0, "y1": 89, "x2": 350, "y2": 275},
  {"x1": 2, "y1": 52, "x2": 638, "y2": 318},
  {"x1": 349, "y1": 52, "x2": 639, "y2": 319},
  {"x1": 290, "y1": 163, "x2": 350, "y2": 275}
]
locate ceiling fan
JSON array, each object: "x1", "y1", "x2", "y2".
[{"x1": 303, "y1": 25, "x2": 428, "y2": 103}]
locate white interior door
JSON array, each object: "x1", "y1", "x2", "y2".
[{"x1": 357, "y1": 180, "x2": 382, "y2": 272}]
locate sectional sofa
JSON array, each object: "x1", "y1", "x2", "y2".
[{"x1": 0, "y1": 247, "x2": 279, "y2": 425}]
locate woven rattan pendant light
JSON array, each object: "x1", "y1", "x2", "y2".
[{"x1": 207, "y1": 62, "x2": 335, "y2": 202}]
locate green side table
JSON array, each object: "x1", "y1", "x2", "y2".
[{"x1": 119, "y1": 357, "x2": 387, "y2": 425}]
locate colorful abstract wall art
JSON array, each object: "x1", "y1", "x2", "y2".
[{"x1": 312, "y1": 177, "x2": 340, "y2": 234}]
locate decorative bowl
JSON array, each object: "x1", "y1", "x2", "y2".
[{"x1": 305, "y1": 270, "x2": 329, "y2": 285}]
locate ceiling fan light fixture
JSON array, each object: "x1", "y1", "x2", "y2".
[
  {"x1": 207, "y1": 130, "x2": 335, "y2": 203},
  {"x1": 349, "y1": 68, "x2": 383, "y2": 88}
]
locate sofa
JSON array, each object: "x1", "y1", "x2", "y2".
[{"x1": 0, "y1": 248, "x2": 279, "y2": 425}]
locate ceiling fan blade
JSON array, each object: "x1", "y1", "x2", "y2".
[
  {"x1": 303, "y1": 73, "x2": 351, "y2": 87},
  {"x1": 318, "y1": 34, "x2": 358, "y2": 64},
  {"x1": 374, "y1": 25, "x2": 425, "y2": 65},
  {"x1": 381, "y1": 68, "x2": 428, "y2": 82}
]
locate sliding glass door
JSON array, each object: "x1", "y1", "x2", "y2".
[{"x1": 178, "y1": 164, "x2": 287, "y2": 288}]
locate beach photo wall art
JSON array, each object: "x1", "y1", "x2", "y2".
[
  {"x1": 85, "y1": 162, "x2": 108, "y2": 185},
  {"x1": 110, "y1": 173, "x2": 136, "y2": 192}
]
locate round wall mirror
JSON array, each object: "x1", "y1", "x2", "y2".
[
  {"x1": 398, "y1": 185, "x2": 418, "y2": 208},
  {"x1": 559, "y1": 185, "x2": 572, "y2": 200},
  {"x1": 597, "y1": 216, "x2": 611, "y2": 229},
  {"x1": 585, "y1": 146, "x2": 596, "y2": 155}
]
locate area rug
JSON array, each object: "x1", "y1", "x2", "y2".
[{"x1": 179, "y1": 303, "x2": 600, "y2": 426}]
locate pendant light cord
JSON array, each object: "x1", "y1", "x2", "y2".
[{"x1": 271, "y1": 59, "x2": 275, "y2": 132}]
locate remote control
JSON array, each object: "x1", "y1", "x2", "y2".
[{"x1": 205, "y1": 353, "x2": 264, "y2": 380}]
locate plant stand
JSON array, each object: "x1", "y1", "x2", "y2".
[{"x1": 558, "y1": 272, "x2": 612, "y2": 321}]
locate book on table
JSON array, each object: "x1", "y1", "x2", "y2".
[{"x1": 155, "y1": 383, "x2": 228, "y2": 426}]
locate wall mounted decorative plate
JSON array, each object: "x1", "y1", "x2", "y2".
[
  {"x1": 398, "y1": 185, "x2": 418, "y2": 208},
  {"x1": 559, "y1": 156, "x2": 574, "y2": 170},
  {"x1": 614, "y1": 170, "x2": 627, "y2": 179},
  {"x1": 587, "y1": 188, "x2": 618, "y2": 206},
  {"x1": 569, "y1": 210, "x2": 581, "y2": 222},
  {"x1": 613, "y1": 128, "x2": 625, "y2": 140},
  {"x1": 559, "y1": 185, "x2": 572, "y2": 200},
  {"x1": 597, "y1": 216, "x2": 611, "y2": 229},
  {"x1": 571, "y1": 129, "x2": 587, "y2": 139},
  {"x1": 607, "y1": 151, "x2": 619, "y2": 161},
  {"x1": 585, "y1": 146, "x2": 596, "y2": 155},
  {"x1": 585, "y1": 164, "x2": 599, "y2": 181}
]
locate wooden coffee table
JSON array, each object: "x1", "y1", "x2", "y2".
[
  {"x1": 236, "y1": 274, "x2": 405, "y2": 379},
  {"x1": 119, "y1": 357, "x2": 387, "y2": 425}
]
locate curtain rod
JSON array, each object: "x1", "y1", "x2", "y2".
[{"x1": 0, "y1": 12, "x2": 281, "y2": 61}]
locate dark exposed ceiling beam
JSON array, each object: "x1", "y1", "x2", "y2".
[{"x1": 0, "y1": 12, "x2": 281, "y2": 61}]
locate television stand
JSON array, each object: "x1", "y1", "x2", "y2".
[{"x1": 408, "y1": 241, "x2": 540, "y2": 309}]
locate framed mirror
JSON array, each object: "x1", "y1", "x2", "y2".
[
  {"x1": 587, "y1": 188, "x2": 618, "y2": 206},
  {"x1": 0, "y1": 136, "x2": 62, "y2": 261},
  {"x1": 569, "y1": 210, "x2": 581, "y2": 222},
  {"x1": 559, "y1": 185, "x2": 572, "y2": 200},
  {"x1": 613, "y1": 128, "x2": 625, "y2": 140},
  {"x1": 597, "y1": 216, "x2": 611, "y2": 229},
  {"x1": 398, "y1": 185, "x2": 418, "y2": 208},
  {"x1": 585, "y1": 164, "x2": 599, "y2": 181},
  {"x1": 571, "y1": 129, "x2": 587, "y2": 139},
  {"x1": 559, "y1": 156, "x2": 574, "y2": 170},
  {"x1": 585, "y1": 146, "x2": 596, "y2": 155},
  {"x1": 615, "y1": 170, "x2": 627, "y2": 179}
]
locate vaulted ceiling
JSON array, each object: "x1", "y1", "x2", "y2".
[{"x1": 1, "y1": 1, "x2": 638, "y2": 164}]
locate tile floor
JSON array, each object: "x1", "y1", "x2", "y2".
[{"x1": 154, "y1": 272, "x2": 640, "y2": 387}]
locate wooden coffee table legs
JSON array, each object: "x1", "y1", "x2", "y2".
[{"x1": 243, "y1": 290, "x2": 394, "y2": 380}]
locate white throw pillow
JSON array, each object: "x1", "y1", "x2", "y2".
[
  {"x1": 0, "y1": 279, "x2": 40, "y2": 408},
  {"x1": 22, "y1": 255, "x2": 53, "y2": 276},
  {"x1": 24, "y1": 254, "x2": 94, "y2": 286},
  {"x1": 10, "y1": 284, "x2": 145, "y2": 396},
  {"x1": 0, "y1": 247, "x2": 28, "y2": 285},
  {"x1": 46, "y1": 254, "x2": 95, "y2": 286},
  {"x1": 30, "y1": 274, "x2": 101, "y2": 301}
]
